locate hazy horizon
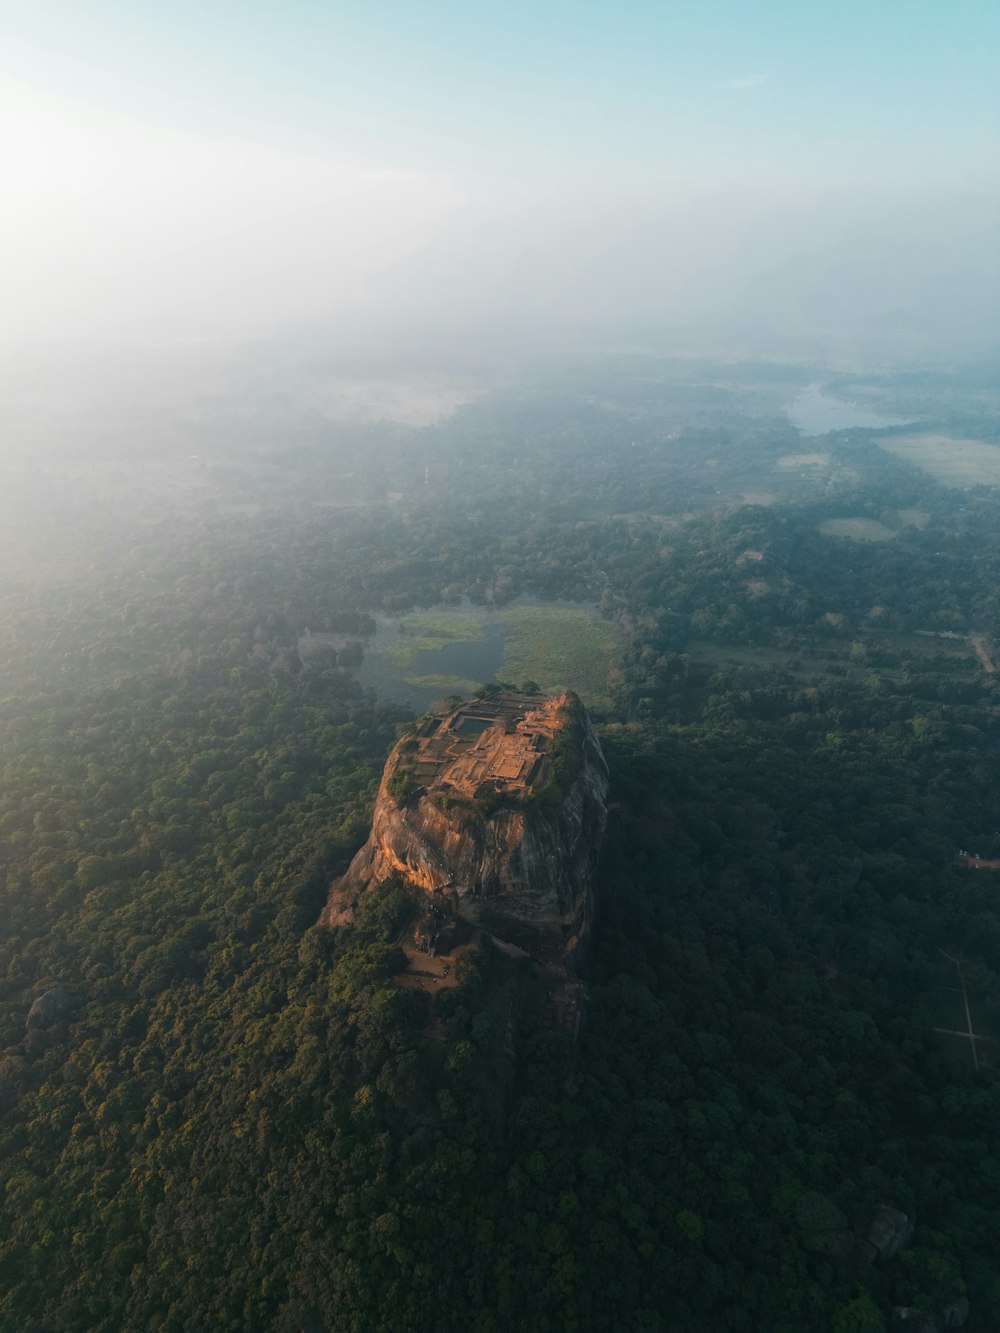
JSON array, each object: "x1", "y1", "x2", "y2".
[{"x1": 2, "y1": 0, "x2": 998, "y2": 367}]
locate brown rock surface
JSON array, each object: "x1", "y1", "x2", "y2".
[{"x1": 319, "y1": 691, "x2": 609, "y2": 962}]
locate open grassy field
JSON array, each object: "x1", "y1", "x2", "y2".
[
  {"x1": 897, "y1": 508, "x2": 930, "y2": 529},
  {"x1": 877, "y1": 433, "x2": 1000, "y2": 487},
  {"x1": 778, "y1": 452, "x2": 829, "y2": 470},
  {"x1": 379, "y1": 601, "x2": 623, "y2": 707},
  {"x1": 497, "y1": 604, "x2": 623, "y2": 705},
  {"x1": 686, "y1": 630, "x2": 984, "y2": 683},
  {"x1": 819, "y1": 517, "x2": 897, "y2": 542},
  {"x1": 685, "y1": 640, "x2": 838, "y2": 680},
  {"x1": 872, "y1": 630, "x2": 974, "y2": 661},
  {"x1": 405, "y1": 673, "x2": 480, "y2": 696}
]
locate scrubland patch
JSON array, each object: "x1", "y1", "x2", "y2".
[
  {"x1": 878, "y1": 433, "x2": 1000, "y2": 486},
  {"x1": 820, "y1": 518, "x2": 896, "y2": 542},
  {"x1": 897, "y1": 508, "x2": 930, "y2": 528},
  {"x1": 498, "y1": 605, "x2": 623, "y2": 706},
  {"x1": 407, "y1": 674, "x2": 480, "y2": 694},
  {"x1": 778, "y1": 453, "x2": 829, "y2": 469}
]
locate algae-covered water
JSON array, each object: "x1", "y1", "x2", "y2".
[{"x1": 351, "y1": 598, "x2": 622, "y2": 711}]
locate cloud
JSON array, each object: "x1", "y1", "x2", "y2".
[
  {"x1": 1, "y1": 71, "x2": 996, "y2": 361},
  {"x1": 0, "y1": 75, "x2": 466, "y2": 346}
]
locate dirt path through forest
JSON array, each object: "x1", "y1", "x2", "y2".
[{"x1": 970, "y1": 634, "x2": 995, "y2": 673}]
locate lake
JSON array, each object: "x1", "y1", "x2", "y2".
[
  {"x1": 343, "y1": 597, "x2": 621, "y2": 711},
  {"x1": 412, "y1": 632, "x2": 506, "y2": 683},
  {"x1": 788, "y1": 384, "x2": 913, "y2": 437},
  {"x1": 350, "y1": 608, "x2": 509, "y2": 710}
]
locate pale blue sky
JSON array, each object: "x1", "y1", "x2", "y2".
[
  {"x1": 4, "y1": 0, "x2": 997, "y2": 173},
  {"x1": 1, "y1": 1, "x2": 997, "y2": 350}
]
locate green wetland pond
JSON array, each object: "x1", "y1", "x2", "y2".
[{"x1": 351, "y1": 598, "x2": 623, "y2": 709}]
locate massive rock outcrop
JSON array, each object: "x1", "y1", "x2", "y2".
[{"x1": 319, "y1": 690, "x2": 609, "y2": 962}]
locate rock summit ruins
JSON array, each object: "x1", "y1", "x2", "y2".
[{"x1": 319, "y1": 690, "x2": 609, "y2": 965}]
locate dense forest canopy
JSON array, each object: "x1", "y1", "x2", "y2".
[{"x1": 1, "y1": 356, "x2": 999, "y2": 1330}]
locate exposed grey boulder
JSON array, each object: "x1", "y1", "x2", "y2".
[
  {"x1": 893, "y1": 1297, "x2": 969, "y2": 1333},
  {"x1": 941, "y1": 1296, "x2": 969, "y2": 1328},
  {"x1": 893, "y1": 1310, "x2": 937, "y2": 1333},
  {"x1": 26, "y1": 987, "x2": 80, "y2": 1030},
  {"x1": 865, "y1": 1205, "x2": 914, "y2": 1263}
]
